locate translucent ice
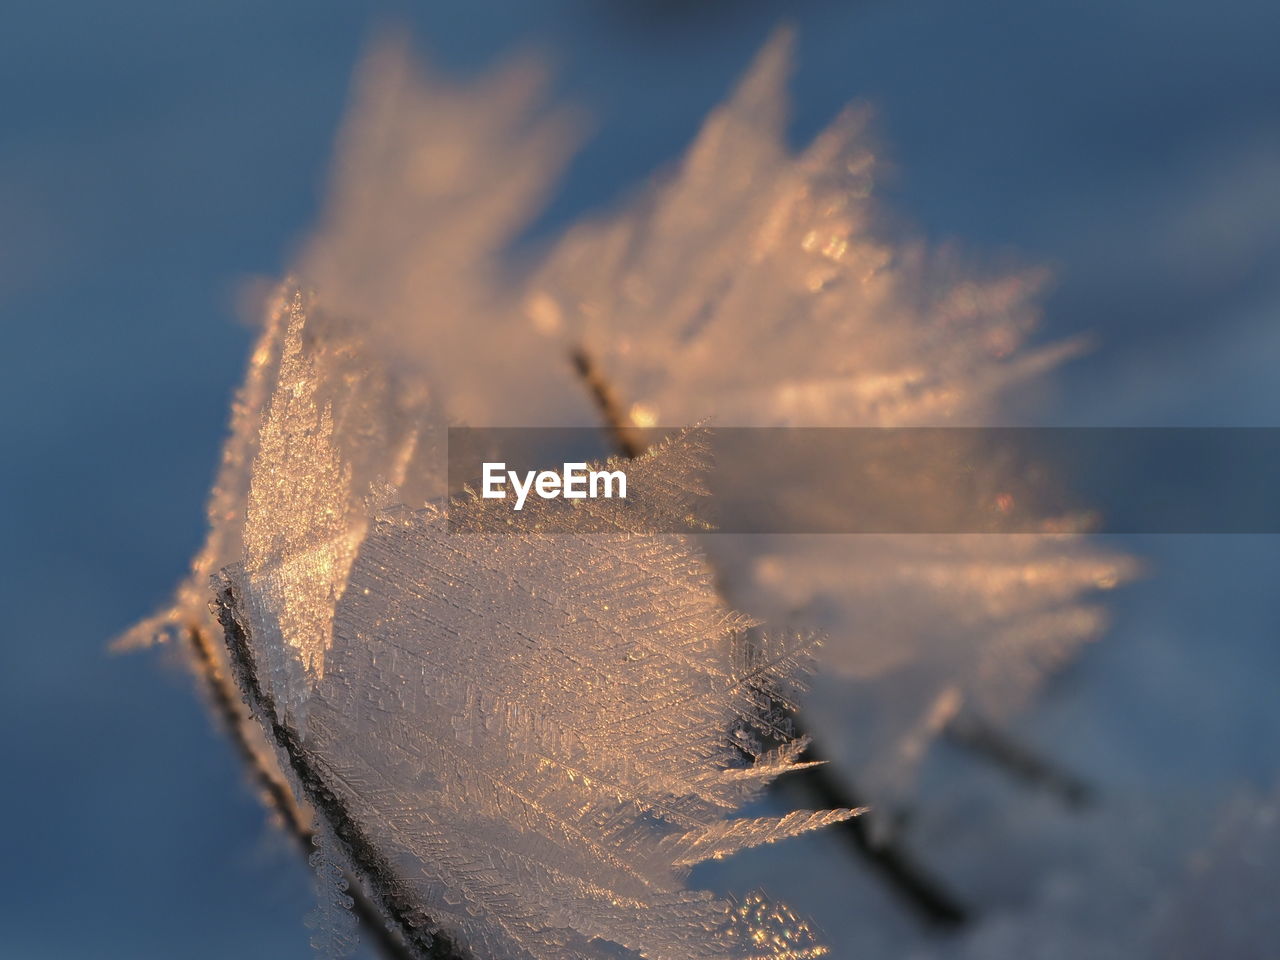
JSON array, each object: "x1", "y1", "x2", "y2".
[{"x1": 219, "y1": 456, "x2": 854, "y2": 959}]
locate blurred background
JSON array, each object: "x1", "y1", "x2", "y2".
[{"x1": 1, "y1": 1, "x2": 1278, "y2": 957}]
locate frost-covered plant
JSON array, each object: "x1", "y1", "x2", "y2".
[
  {"x1": 125, "y1": 26, "x2": 1138, "y2": 959},
  {"x1": 212, "y1": 286, "x2": 852, "y2": 959},
  {"x1": 522, "y1": 32, "x2": 1133, "y2": 811}
]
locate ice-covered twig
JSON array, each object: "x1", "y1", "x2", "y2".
[
  {"x1": 214, "y1": 584, "x2": 472, "y2": 960},
  {"x1": 187, "y1": 622, "x2": 426, "y2": 960}
]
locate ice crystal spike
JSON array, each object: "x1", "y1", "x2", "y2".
[
  {"x1": 116, "y1": 278, "x2": 444, "y2": 657},
  {"x1": 529, "y1": 28, "x2": 1069, "y2": 434},
  {"x1": 726, "y1": 533, "x2": 1137, "y2": 808},
  {"x1": 241, "y1": 284, "x2": 445, "y2": 692},
  {"x1": 296, "y1": 32, "x2": 593, "y2": 429}
]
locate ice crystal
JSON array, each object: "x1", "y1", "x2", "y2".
[
  {"x1": 716, "y1": 533, "x2": 1134, "y2": 805},
  {"x1": 239, "y1": 284, "x2": 443, "y2": 693},
  {"x1": 516, "y1": 31, "x2": 1133, "y2": 809},
  {"x1": 205, "y1": 285, "x2": 852, "y2": 959},
  {"x1": 117, "y1": 282, "x2": 444, "y2": 658},
  {"x1": 529, "y1": 30, "x2": 1075, "y2": 432},
  {"x1": 295, "y1": 29, "x2": 592, "y2": 429}
]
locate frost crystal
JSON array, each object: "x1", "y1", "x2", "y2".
[
  {"x1": 239, "y1": 284, "x2": 442, "y2": 694},
  {"x1": 224, "y1": 499, "x2": 851, "y2": 958},
  {"x1": 523, "y1": 30, "x2": 1133, "y2": 807},
  {"x1": 530, "y1": 30, "x2": 1072, "y2": 432},
  {"x1": 210, "y1": 288, "x2": 851, "y2": 959},
  {"x1": 295, "y1": 30, "x2": 592, "y2": 429},
  {"x1": 717, "y1": 533, "x2": 1134, "y2": 805}
]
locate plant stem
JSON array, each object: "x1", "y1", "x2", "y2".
[
  {"x1": 569, "y1": 348, "x2": 646, "y2": 458},
  {"x1": 944, "y1": 711, "x2": 1093, "y2": 809},
  {"x1": 785, "y1": 731, "x2": 969, "y2": 927},
  {"x1": 188, "y1": 622, "x2": 442, "y2": 960}
]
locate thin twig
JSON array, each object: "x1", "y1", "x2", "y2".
[
  {"x1": 214, "y1": 589, "x2": 472, "y2": 960},
  {"x1": 187, "y1": 623, "x2": 427, "y2": 960},
  {"x1": 944, "y1": 711, "x2": 1093, "y2": 809},
  {"x1": 187, "y1": 624, "x2": 310, "y2": 838},
  {"x1": 785, "y1": 733, "x2": 969, "y2": 927}
]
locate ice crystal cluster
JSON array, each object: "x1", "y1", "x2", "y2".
[
  {"x1": 211, "y1": 285, "x2": 852, "y2": 959},
  {"x1": 523, "y1": 30, "x2": 1133, "y2": 809},
  {"x1": 125, "y1": 25, "x2": 1141, "y2": 960}
]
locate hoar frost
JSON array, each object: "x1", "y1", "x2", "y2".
[
  {"x1": 121, "y1": 23, "x2": 1148, "y2": 960},
  {"x1": 213, "y1": 288, "x2": 853, "y2": 959}
]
